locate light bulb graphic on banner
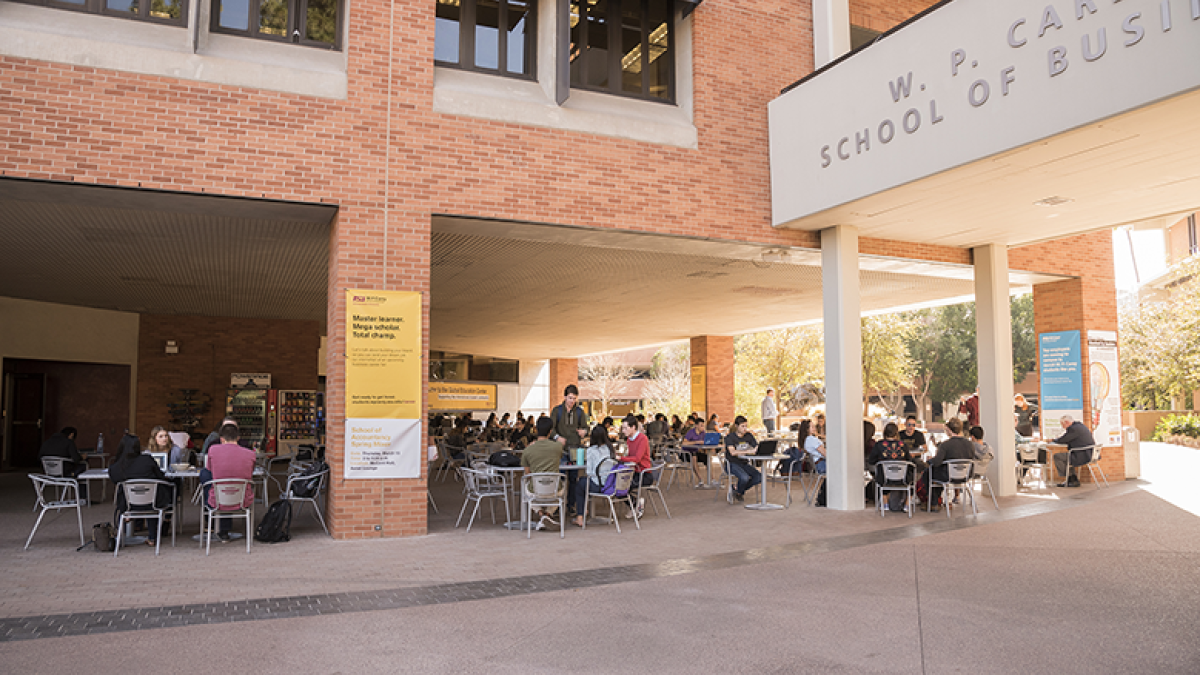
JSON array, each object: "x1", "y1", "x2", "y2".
[{"x1": 1089, "y1": 362, "x2": 1110, "y2": 429}]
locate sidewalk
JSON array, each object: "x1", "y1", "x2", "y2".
[{"x1": 2, "y1": 443, "x2": 1198, "y2": 672}]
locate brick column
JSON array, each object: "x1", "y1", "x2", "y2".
[
  {"x1": 690, "y1": 336, "x2": 734, "y2": 424},
  {"x1": 548, "y1": 359, "x2": 578, "y2": 408},
  {"x1": 1031, "y1": 232, "x2": 1123, "y2": 482},
  {"x1": 325, "y1": 207, "x2": 431, "y2": 539}
]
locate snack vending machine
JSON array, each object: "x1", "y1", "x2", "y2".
[
  {"x1": 274, "y1": 390, "x2": 319, "y2": 459},
  {"x1": 226, "y1": 388, "x2": 273, "y2": 453}
]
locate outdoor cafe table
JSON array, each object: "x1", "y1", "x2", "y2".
[
  {"x1": 682, "y1": 443, "x2": 724, "y2": 489},
  {"x1": 741, "y1": 454, "x2": 787, "y2": 510}
]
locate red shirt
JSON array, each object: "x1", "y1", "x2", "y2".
[
  {"x1": 207, "y1": 442, "x2": 255, "y2": 508},
  {"x1": 621, "y1": 432, "x2": 652, "y2": 472}
]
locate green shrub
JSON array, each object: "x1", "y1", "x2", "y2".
[{"x1": 1151, "y1": 414, "x2": 1200, "y2": 442}]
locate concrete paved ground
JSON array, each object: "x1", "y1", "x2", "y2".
[{"x1": 2, "y1": 443, "x2": 1198, "y2": 673}]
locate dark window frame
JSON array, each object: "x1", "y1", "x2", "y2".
[
  {"x1": 570, "y1": 0, "x2": 674, "y2": 104},
  {"x1": 434, "y1": 0, "x2": 538, "y2": 80},
  {"x1": 210, "y1": 0, "x2": 344, "y2": 50},
  {"x1": 10, "y1": 0, "x2": 188, "y2": 26}
]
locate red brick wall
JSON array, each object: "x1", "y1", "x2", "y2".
[
  {"x1": 548, "y1": 359, "x2": 580, "y2": 406},
  {"x1": 135, "y1": 313, "x2": 320, "y2": 441},
  {"x1": 691, "y1": 335, "x2": 734, "y2": 424}
]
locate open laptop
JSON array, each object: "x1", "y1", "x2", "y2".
[
  {"x1": 149, "y1": 452, "x2": 169, "y2": 471},
  {"x1": 755, "y1": 439, "x2": 779, "y2": 456},
  {"x1": 703, "y1": 432, "x2": 722, "y2": 446}
]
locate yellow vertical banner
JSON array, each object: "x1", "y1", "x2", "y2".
[
  {"x1": 344, "y1": 290, "x2": 422, "y2": 479},
  {"x1": 690, "y1": 365, "x2": 706, "y2": 414}
]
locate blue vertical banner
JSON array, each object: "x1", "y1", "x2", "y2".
[{"x1": 1038, "y1": 330, "x2": 1083, "y2": 438}]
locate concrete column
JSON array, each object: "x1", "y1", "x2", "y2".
[
  {"x1": 690, "y1": 336, "x2": 734, "y2": 424},
  {"x1": 812, "y1": 0, "x2": 852, "y2": 69},
  {"x1": 821, "y1": 226, "x2": 863, "y2": 511},
  {"x1": 548, "y1": 358, "x2": 578, "y2": 405},
  {"x1": 973, "y1": 244, "x2": 1016, "y2": 496}
]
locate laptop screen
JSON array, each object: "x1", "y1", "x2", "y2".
[
  {"x1": 150, "y1": 452, "x2": 168, "y2": 470},
  {"x1": 703, "y1": 432, "x2": 722, "y2": 446},
  {"x1": 755, "y1": 439, "x2": 778, "y2": 456}
]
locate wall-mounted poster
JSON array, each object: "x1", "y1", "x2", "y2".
[
  {"x1": 344, "y1": 290, "x2": 422, "y2": 479},
  {"x1": 429, "y1": 382, "x2": 497, "y2": 412},
  {"x1": 690, "y1": 365, "x2": 706, "y2": 415},
  {"x1": 1038, "y1": 330, "x2": 1082, "y2": 440},
  {"x1": 1087, "y1": 330, "x2": 1121, "y2": 447}
]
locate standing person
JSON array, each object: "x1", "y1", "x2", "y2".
[
  {"x1": 201, "y1": 424, "x2": 255, "y2": 542},
  {"x1": 922, "y1": 418, "x2": 975, "y2": 510},
  {"x1": 1014, "y1": 394, "x2": 1038, "y2": 437},
  {"x1": 761, "y1": 388, "x2": 779, "y2": 435},
  {"x1": 618, "y1": 414, "x2": 652, "y2": 518},
  {"x1": 1051, "y1": 415, "x2": 1096, "y2": 488},
  {"x1": 723, "y1": 415, "x2": 762, "y2": 502},
  {"x1": 39, "y1": 426, "x2": 86, "y2": 478},
  {"x1": 549, "y1": 385, "x2": 589, "y2": 454},
  {"x1": 960, "y1": 389, "x2": 980, "y2": 428}
]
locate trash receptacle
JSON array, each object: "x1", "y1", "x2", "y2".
[{"x1": 1123, "y1": 426, "x2": 1140, "y2": 479}]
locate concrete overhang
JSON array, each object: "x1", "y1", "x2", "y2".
[{"x1": 769, "y1": 0, "x2": 1200, "y2": 248}]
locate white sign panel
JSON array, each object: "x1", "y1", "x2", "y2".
[
  {"x1": 1087, "y1": 330, "x2": 1122, "y2": 447},
  {"x1": 769, "y1": 0, "x2": 1200, "y2": 226},
  {"x1": 344, "y1": 418, "x2": 422, "y2": 479}
]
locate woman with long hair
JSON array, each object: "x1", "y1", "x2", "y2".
[
  {"x1": 146, "y1": 425, "x2": 188, "y2": 466},
  {"x1": 572, "y1": 425, "x2": 616, "y2": 528}
]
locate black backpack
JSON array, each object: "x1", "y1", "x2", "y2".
[
  {"x1": 255, "y1": 499, "x2": 292, "y2": 543},
  {"x1": 488, "y1": 450, "x2": 520, "y2": 468},
  {"x1": 291, "y1": 460, "x2": 328, "y2": 498}
]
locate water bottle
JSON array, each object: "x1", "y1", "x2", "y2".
[
  {"x1": 576, "y1": 447, "x2": 585, "y2": 467},
  {"x1": 97, "y1": 432, "x2": 104, "y2": 455}
]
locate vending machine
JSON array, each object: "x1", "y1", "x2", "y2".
[
  {"x1": 274, "y1": 390, "x2": 320, "y2": 459},
  {"x1": 226, "y1": 388, "x2": 272, "y2": 452}
]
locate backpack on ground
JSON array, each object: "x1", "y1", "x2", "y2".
[
  {"x1": 291, "y1": 460, "x2": 327, "y2": 498},
  {"x1": 255, "y1": 499, "x2": 292, "y2": 543},
  {"x1": 80, "y1": 522, "x2": 116, "y2": 552}
]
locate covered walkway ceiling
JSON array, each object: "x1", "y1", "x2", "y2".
[{"x1": 430, "y1": 216, "x2": 1063, "y2": 360}]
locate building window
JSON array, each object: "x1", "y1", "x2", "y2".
[
  {"x1": 10, "y1": 0, "x2": 187, "y2": 25},
  {"x1": 435, "y1": 0, "x2": 536, "y2": 78},
  {"x1": 211, "y1": 0, "x2": 342, "y2": 49},
  {"x1": 570, "y1": 0, "x2": 673, "y2": 103}
]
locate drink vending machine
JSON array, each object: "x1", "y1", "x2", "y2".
[
  {"x1": 226, "y1": 388, "x2": 273, "y2": 454},
  {"x1": 273, "y1": 390, "x2": 321, "y2": 459}
]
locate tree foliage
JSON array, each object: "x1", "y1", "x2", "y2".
[
  {"x1": 733, "y1": 326, "x2": 824, "y2": 425},
  {"x1": 642, "y1": 343, "x2": 692, "y2": 420},
  {"x1": 861, "y1": 315, "x2": 914, "y2": 414},
  {"x1": 1120, "y1": 259, "x2": 1200, "y2": 409},
  {"x1": 579, "y1": 353, "x2": 637, "y2": 421}
]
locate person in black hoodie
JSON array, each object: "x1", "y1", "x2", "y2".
[{"x1": 108, "y1": 433, "x2": 172, "y2": 546}]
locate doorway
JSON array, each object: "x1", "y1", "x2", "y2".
[{"x1": 1, "y1": 359, "x2": 131, "y2": 470}]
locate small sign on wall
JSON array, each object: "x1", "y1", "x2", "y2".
[{"x1": 231, "y1": 373, "x2": 271, "y2": 389}]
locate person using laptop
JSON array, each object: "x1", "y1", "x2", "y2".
[
  {"x1": 109, "y1": 433, "x2": 172, "y2": 547},
  {"x1": 723, "y1": 415, "x2": 762, "y2": 502}
]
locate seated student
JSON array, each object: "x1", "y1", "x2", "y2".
[
  {"x1": 723, "y1": 415, "x2": 762, "y2": 502},
  {"x1": 681, "y1": 414, "x2": 711, "y2": 485},
  {"x1": 969, "y1": 425, "x2": 994, "y2": 473},
  {"x1": 706, "y1": 413, "x2": 721, "y2": 432},
  {"x1": 618, "y1": 415, "x2": 652, "y2": 519},
  {"x1": 201, "y1": 424, "x2": 255, "y2": 542},
  {"x1": 670, "y1": 415, "x2": 684, "y2": 437},
  {"x1": 147, "y1": 425, "x2": 187, "y2": 466},
  {"x1": 521, "y1": 416, "x2": 564, "y2": 528},
  {"x1": 572, "y1": 425, "x2": 617, "y2": 527},
  {"x1": 867, "y1": 422, "x2": 914, "y2": 512},
  {"x1": 39, "y1": 426, "x2": 87, "y2": 479},
  {"x1": 920, "y1": 418, "x2": 975, "y2": 510},
  {"x1": 798, "y1": 419, "x2": 826, "y2": 474},
  {"x1": 109, "y1": 433, "x2": 172, "y2": 546}
]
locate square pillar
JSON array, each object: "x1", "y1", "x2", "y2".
[
  {"x1": 973, "y1": 244, "x2": 1017, "y2": 496},
  {"x1": 812, "y1": 0, "x2": 851, "y2": 68},
  {"x1": 690, "y1": 336, "x2": 734, "y2": 423},
  {"x1": 821, "y1": 225, "x2": 863, "y2": 511},
  {"x1": 549, "y1": 358, "x2": 578, "y2": 407}
]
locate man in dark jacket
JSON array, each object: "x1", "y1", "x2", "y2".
[
  {"x1": 924, "y1": 418, "x2": 975, "y2": 510},
  {"x1": 39, "y1": 426, "x2": 85, "y2": 477},
  {"x1": 1051, "y1": 415, "x2": 1096, "y2": 488}
]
